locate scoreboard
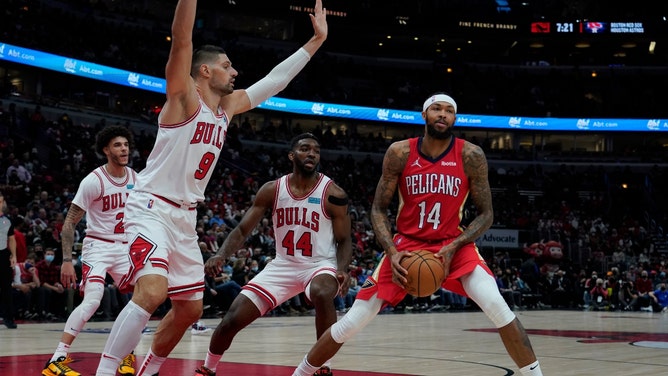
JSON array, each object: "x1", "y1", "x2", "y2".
[{"x1": 530, "y1": 21, "x2": 646, "y2": 34}]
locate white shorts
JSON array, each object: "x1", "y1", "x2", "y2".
[
  {"x1": 119, "y1": 191, "x2": 204, "y2": 301},
  {"x1": 79, "y1": 237, "x2": 129, "y2": 291},
  {"x1": 241, "y1": 257, "x2": 337, "y2": 315}
]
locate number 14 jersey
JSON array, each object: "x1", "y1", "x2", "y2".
[{"x1": 397, "y1": 137, "x2": 469, "y2": 242}]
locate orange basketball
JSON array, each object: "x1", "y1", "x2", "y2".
[{"x1": 400, "y1": 250, "x2": 445, "y2": 297}]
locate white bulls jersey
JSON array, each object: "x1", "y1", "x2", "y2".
[
  {"x1": 136, "y1": 98, "x2": 229, "y2": 203},
  {"x1": 72, "y1": 165, "x2": 137, "y2": 242},
  {"x1": 272, "y1": 173, "x2": 336, "y2": 263}
]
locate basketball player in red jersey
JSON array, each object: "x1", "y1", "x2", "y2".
[
  {"x1": 193, "y1": 133, "x2": 351, "y2": 376},
  {"x1": 293, "y1": 93, "x2": 543, "y2": 376},
  {"x1": 95, "y1": 0, "x2": 330, "y2": 374}
]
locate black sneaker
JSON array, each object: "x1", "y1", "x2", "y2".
[{"x1": 3, "y1": 319, "x2": 17, "y2": 329}]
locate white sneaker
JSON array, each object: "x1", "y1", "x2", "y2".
[
  {"x1": 640, "y1": 306, "x2": 653, "y2": 312},
  {"x1": 191, "y1": 321, "x2": 213, "y2": 335}
]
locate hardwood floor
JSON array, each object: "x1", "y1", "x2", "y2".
[{"x1": 1, "y1": 308, "x2": 667, "y2": 375}]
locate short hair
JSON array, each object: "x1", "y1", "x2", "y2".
[
  {"x1": 95, "y1": 125, "x2": 134, "y2": 156},
  {"x1": 191, "y1": 45, "x2": 227, "y2": 78},
  {"x1": 289, "y1": 133, "x2": 320, "y2": 151}
]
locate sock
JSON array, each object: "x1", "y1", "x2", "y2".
[
  {"x1": 51, "y1": 342, "x2": 70, "y2": 361},
  {"x1": 203, "y1": 349, "x2": 223, "y2": 370},
  {"x1": 293, "y1": 355, "x2": 319, "y2": 376},
  {"x1": 520, "y1": 360, "x2": 543, "y2": 376},
  {"x1": 96, "y1": 301, "x2": 152, "y2": 375},
  {"x1": 136, "y1": 348, "x2": 167, "y2": 376}
]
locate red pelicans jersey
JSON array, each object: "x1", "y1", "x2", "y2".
[
  {"x1": 396, "y1": 137, "x2": 469, "y2": 242},
  {"x1": 136, "y1": 98, "x2": 228, "y2": 203},
  {"x1": 272, "y1": 173, "x2": 336, "y2": 263},
  {"x1": 72, "y1": 165, "x2": 137, "y2": 242}
]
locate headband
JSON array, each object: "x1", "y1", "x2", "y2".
[{"x1": 422, "y1": 94, "x2": 457, "y2": 113}]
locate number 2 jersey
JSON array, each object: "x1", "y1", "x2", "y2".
[
  {"x1": 272, "y1": 173, "x2": 336, "y2": 263},
  {"x1": 72, "y1": 165, "x2": 138, "y2": 242},
  {"x1": 396, "y1": 136, "x2": 469, "y2": 242},
  {"x1": 136, "y1": 98, "x2": 229, "y2": 203}
]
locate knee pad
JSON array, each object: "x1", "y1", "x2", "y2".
[
  {"x1": 462, "y1": 266, "x2": 516, "y2": 328},
  {"x1": 331, "y1": 296, "x2": 383, "y2": 343},
  {"x1": 64, "y1": 283, "x2": 104, "y2": 335}
]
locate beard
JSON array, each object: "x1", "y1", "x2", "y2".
[
  {"x1": 294, "y1": 159, "x2": 319, "y2": 177},
  {"x1": 426, "y1": 121, "x2": 452, "y2": 140}
]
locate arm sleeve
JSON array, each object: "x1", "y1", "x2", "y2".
[{"x1": 245, "y1": 48, "x2": 311, "y2": 109}]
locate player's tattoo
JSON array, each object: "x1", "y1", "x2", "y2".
[
  {"x1": 372, "y1": 142, "x2": 410, "y2": 252},
  {"x1": 458, "y1": 142, "x2": 493, "y2": 244}
]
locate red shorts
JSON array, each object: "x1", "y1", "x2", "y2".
[{"x1": 356, "y1": 234, "x2": 492, "y2": 306}]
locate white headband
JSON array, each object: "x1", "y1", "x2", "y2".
[{"x1": 422, "y1": 94, "x2": 457, "y2": 113}]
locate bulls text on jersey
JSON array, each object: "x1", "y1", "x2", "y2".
[
  {"x1": 102, "y1": 192, "x2": 128, "y2": 212},
  {"x1": 275, "y1": 206, "x2": 320, "y2": 231},
  {"x1": 190, "y1": 121, "x2": 226, "y2": 149}
]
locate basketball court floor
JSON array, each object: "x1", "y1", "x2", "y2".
[{"x1": 1, "y1": 309, "x2": 667, "y2": 375}]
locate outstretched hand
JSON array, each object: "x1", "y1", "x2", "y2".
[{"x1": 309, "y1": 0, "x2": 328, "y2": 41}]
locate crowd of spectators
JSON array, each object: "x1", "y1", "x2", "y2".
[{"x1": 1, "y1": 93, "x2": 668, "y2": 325}]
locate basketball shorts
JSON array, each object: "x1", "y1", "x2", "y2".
[
  {"x1": 79, "y1": 237, "x2": 129, "y2": 293},
  {"x1": 356, "y1": 234, "x2": 492, "y2": 306},
  {"x1": 119, "y1": 191, "x2": 204, "y2": 300},
  {"x1": 241, "y1": 257, "x2": 337, "y2": 315}
]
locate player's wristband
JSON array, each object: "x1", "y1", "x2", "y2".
[{"x1": 63, "y1": 257, "x2": 72, "y2": 262}]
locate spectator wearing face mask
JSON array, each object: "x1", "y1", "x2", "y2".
[{"x1": 35, "y1": 248, "x2": 67, "y2": 320}]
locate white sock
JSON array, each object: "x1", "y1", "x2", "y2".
[
  {"x1": 51, "y1": 342, "x2": 70, "y2": 361},
  {"x1": 203, "y1": 349, "x2": 223, "y2": 371},
  {"x1": 520, "y1": 360, "x2": 543, "y2": 376},
  {"x1": 292, "y1": 355, "x2": 320, "y2": 376},
  {"x1": 136, "y1": 348, "x2": 167, "y2": 376},
  {"x1": 97, "y1": 301, "x2": 152, "y2": 375}
]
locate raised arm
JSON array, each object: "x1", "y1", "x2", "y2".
[
  {"x1": 325, "y1": 183, "x2": 352, "y2": 297},
  {"x1": 161, "y1": 0, "x2": 199, "y2": 124},
  {"x1": 227, "y1": 0, "x2": 328, "y2": 115},
  {"x1": 204, "y1": 181, "x2": 276, "y2": 276}
]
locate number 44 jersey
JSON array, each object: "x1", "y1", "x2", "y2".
[{"x1": 272, "y1": 173, "x2": 337, "y2": 263}]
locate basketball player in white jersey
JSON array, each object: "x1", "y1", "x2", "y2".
[
  {"x1": 95, "y1": 0, "x2": 330, "y2": 375},
  {"x1": 43, "y1": 125, "x2": 137, "y2": 376},
  {"x1": 193, "y1": 133, "x2": 351, "y2": 376}
]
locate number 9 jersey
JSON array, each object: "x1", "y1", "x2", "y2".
[{"x1": 136, "y1": 98, "x2": 228, "y2": 203}]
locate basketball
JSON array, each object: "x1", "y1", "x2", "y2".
[{"x1": 400, "y1": 250, "x2": 445, "y2": 297}]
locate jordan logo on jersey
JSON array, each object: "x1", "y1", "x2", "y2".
[
  {"x1": 190, "y1": 121, "x2": 226, "y2": 149},
  {"x1": 275, "y1": 207, "x2": 320, "y2": 231},
  {"x1": 102, "y1": 192, "x2": 128, "y2": 212},
  {"x1": 411, "y1": 158, "x2": 422, "y2": 168}
]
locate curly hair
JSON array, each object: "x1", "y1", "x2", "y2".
[{"x1": 95, "y1": 125, "x2": 134, "y2": 156}]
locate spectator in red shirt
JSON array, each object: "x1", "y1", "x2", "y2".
[
  {"x1": 35, "y1": 248, "x2": 66, "y2": 319},
  {"x1": 635, "y1": 270, "x2": 654, "y2": 311}
]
